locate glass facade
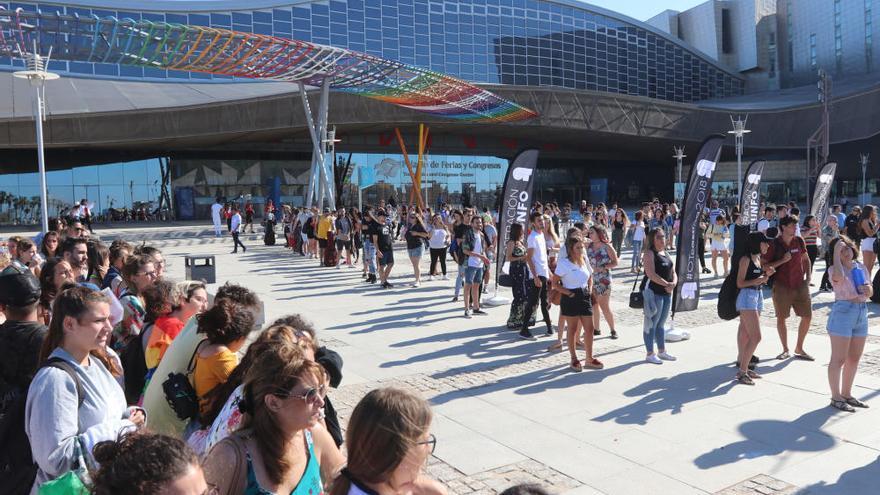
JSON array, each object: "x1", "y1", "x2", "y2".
[
  {"x1": 0, "y1": 0, "x2": 744, "y2": 103},
  {"x1": 0, "y1": 159, "x2": 163, "y2": 223},
  {"x1": 170, "y1": 154, "x2": 509, "y2": 220}
]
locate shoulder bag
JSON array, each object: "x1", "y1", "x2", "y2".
[
  {"x1": 162, "y1": 339, "x2": 206, "y2": 421},
  {"x1": 628, "y1": 267, "x2": 647, "y2": 309}
]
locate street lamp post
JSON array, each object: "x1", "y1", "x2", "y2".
[
  {"x1": 13, "y1": 42, "x2": 58, "y2": 233},
  {"x1": 322, "y1": 126, "x2": 341, "y2": 209},
  {"x1": 673, "y1": 146, "x2": 686, "y2": 203},
  {"x1": 728, "y1": 115, "x2": 750, "y2": 203},
  {"x1": 860, "y1": 153, "x2": 870, "y2": 204}
]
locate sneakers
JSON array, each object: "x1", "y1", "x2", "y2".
[
  {"x1": 427, "y1": 275, "x2": 434, "y2": 281},
  {"x1": 570, "y1": 359, "x2": 583, "y2": 372},
  {"x1": 412, "y1": 281, "x2": 420, "y2": 288},
  {"x1": 545, "y1": 327, "x2": 554, "y2": 336},
  {"x1": 451, "y1": 296, "x2": 459, "y2": 303},
  {"x1": 472, "y1": 309, "x2": 488, "y2": 316},
  {"x1": 442, "y1": 274, "x2": 450, "y2": 280},
  {"x1": 658, "y1": 352, "x2": 677, "y2": 361},
  {"x1": 610, "y1": 329, "x2": 618, "y2": 340},
  {"x1": 464, "y1": 309, "x2": 472, "y2": 318},
  {"x1": 519, "y1": 330, "x2": 536, "y2": 341},
  {"x1": 646, "y1": 354, "x2": 663, "y2": 365},
  {"x1": 336, "y1": 264, "x2": 342, "y2": 269}
]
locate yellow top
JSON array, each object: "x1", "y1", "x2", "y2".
[
  {"x1": 317, "y1": 215, "x2": 333, "y2": 239},
  {"x1": 193, "y1": 348, "x2": 239, "y2": 416}
]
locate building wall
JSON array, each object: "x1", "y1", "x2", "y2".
[
  {"x1": 779, "y1": 0, "x2": 878, "y2": 87},
  {"x1": 0, "y1": 0, "x2": 744, "y2": 103}
]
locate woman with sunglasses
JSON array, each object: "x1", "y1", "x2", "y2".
[
  {"x1": 587, "y1": 225, "x2": 619, "y2": 339},
  {"x1": 114, "y1": 255, "x2": 157, "y2": 352},
  {"x1": 641, "y1": 227, "x2": 677, "y2": 365},
  {"x1": 92, "y1": 432, "x2": 211, "y2": 495},
  {"x1": 203, "y1": 341, "x2": 344, "y2": 494},
  {"x1": 330, "y1": 387, "x2": 443, "y2": 495}
]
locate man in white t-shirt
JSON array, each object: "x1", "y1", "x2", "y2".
[
  {"x1": 756, "y1": 207, "x2": 774, "y2": 234},
  {"x1": 462, "y1": 216, "x2": 490, "y2": 318},
  {"x1": 211, "y1": 199, "x2": 224, "y2": 237},
  {"x1": 520, "y1": 212, "x2": 552, "y2": 340}
]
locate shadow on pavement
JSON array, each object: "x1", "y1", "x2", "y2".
[
  {"x1": 693, "y1": 407, "x2": 837, "y2": 470},
  {"x1": 592, "y1": 363, "x2": 736, "y2": 426},
  {"x1": 796, "y1": 455, "x2": 880, "y2": 494}
]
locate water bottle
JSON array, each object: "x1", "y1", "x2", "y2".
[{"x1": 852, "y1": 264, "x2": 867, "y2": 294}]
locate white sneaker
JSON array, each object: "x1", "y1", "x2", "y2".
[
  {"x1": 646, "y1": 354, "x2": 663, "y2": 365},
  {"x1": 464, "y1": 309, "x2": 471, "y2": 318},
  {"x1": 442, "y1": 274, "x2": 449, "y2": 280},
  {"x1": 658, "y1": 352, "x2": 677, "y2": 361},
  {"x1": 427, "y1": 275, "x2": 434, "y2": 281},
  {"x1": 412, "y1": 281, "x2": 420, "y2": 287},
  {"x1": 336, "y1": 264, "x2": 341, "y2": 269}
]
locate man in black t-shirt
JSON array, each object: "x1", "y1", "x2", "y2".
[
  {"x1": 845, "y1": 206, "x2": 863, "y2": 241},
  {"x1": 373, "y1": 210, "x2": 396, "y2": 288},
  {"x1": 361, "y1": 207, "x2": 379, "y2": 284},
  {"x1": 0, "y1": 265, "x2": 48, "y2": 493}
]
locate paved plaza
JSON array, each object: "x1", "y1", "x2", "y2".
[{"x1": 10, "y1": 223, "x2": 880, "y2": 495}]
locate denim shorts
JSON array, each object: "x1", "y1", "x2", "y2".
[
  {"x1": 827, "y1": 300, "x2": 869, "y2": 338},
  {"x1": 464, "y1": 266, "x2": 483, "y2": 284},
  {"x1": 735, "y1": 287, "x2": 764, "y2": 312},
  {"x1": 408, "y1": 245, "x2": 424, "y2": 258},
  {"x1": 379, "y1": 249, "x2": 394, "y2": 266}
]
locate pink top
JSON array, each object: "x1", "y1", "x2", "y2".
[{"x1": 830, "y1": 262, "x2": 869, "y2": 303}]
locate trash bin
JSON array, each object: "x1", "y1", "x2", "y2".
[{"x1": 185, "y1": 255, "x2": 216, "y2": 284}]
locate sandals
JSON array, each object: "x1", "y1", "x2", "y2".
[
  {"x1": 775, "y1": 351, "x2": 790, "y2": 360},
  {"x1": 584, "y1": 358, "x2": 604, "y2": 370},
  {"x1": 736, "y1": 371, "x2": 755, "y2": 385},
  {"x1": 793, "y1": 352, "x2": 816, "y2": 362},
  {"x1": 844, "y1": 397, "x2": 870, "y2": 408},
  {"x1": 610, "y1": 329, "x2": 618, "y2": 340},
  {"x1": 746, "y1": 370, "x2": 762, "y2": 379},
  {"x1": 831, "y1": 399, "x2": 856, "y2": 412},
  {"x1": 570, "y1": 359, "x2": 583, "y2": 372},
  {"x1": 547, "y1": 342, "x2": 563, "y2": 352}
]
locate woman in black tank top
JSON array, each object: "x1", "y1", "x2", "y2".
[
  {"x1": 641, "y1": 227, "x2": 677, "y2": 365},
  {"x1": 734, "y1": 232, "x2": 775, "y2": 385}
]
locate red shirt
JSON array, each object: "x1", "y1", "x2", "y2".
[{"x1": 763, "y1": 236, "x2": 808, "y2": 289}]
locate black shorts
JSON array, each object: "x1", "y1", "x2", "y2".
[
  {"x1": 336, "y1": 239, "x2": 352, "y2": 251},
  {"x1": 560, "y1": 288, "x2": 593, "y2": 317},
  {"x1": 318, "y1": 238, "x2": 328, "y2": 248},
  {"x1": 379, "y1": 248, "x2": 394, "y2": 266}
]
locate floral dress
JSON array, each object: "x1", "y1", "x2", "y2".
[
  {"x1": 506, "y1": 243, "x2": 535, "y2": 328},
  {"x1": 587, "y1": 243, "x2": 613, "y2": 296}
]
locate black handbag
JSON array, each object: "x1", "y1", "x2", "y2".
[
  {"x1": 498, "y1": 273, "x2": 513, "y2": 287},
  {"x1": 873, "y1": 235, "x2": 880, "y2": 255},
  {"x1": 162, "y1": 339, "x2": 205, "y2": 421},
  {"x1": 628, "y1": 267, "x2": 646, "y2": 309}
]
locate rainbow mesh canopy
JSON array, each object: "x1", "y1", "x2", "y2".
[{"x1": 0, "y1": 7, "x2": 537, "y2": 122}]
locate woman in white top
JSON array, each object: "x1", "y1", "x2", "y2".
[
  {"x1": 427, "y1": 214, "x2": 450, "y2": 280},
  {"x1": 554, "y1": 235, "x2": 602, "y2": 372},
  {"x1": 630, "y1": 211, "x2": 646, "y2": 272}
]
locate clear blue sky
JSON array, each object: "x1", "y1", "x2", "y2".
[{"x1": 581, "y1": 0, "x2": 705, "y2": 21}]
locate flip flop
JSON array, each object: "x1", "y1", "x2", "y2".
[
  {"x1": 794, "y1": 352, "x2": 815, "y2": 361},
  {"x1": 776, "y1": 351, "x2": 790, "y2": 360}
]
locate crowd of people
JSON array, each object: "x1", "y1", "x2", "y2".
[
  {"x1": 0, "y1": 191, "x2": 876, "y2": 494},
  {"x1": 0, "y1": 214, "x2": 457, "y2": 495}
]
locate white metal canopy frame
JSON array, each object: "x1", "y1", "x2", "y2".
[{"x1": 0, "y1": 6, "x2": 538, "y2": 211}]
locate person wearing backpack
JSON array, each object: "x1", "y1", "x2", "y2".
[
  {"x1": 26, "y1": 286, "x2": 145, "y2": 493},
  {"x1": 734, "y1": 232, "x2": 775, "y2": 385},
  {"x1": 0, "y1": 265, "x2": 48, "y2": 494}
]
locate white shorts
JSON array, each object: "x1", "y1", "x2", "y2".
[
  {"x1": 860, "y1": 237, "x2": 875, "y2": 253},
  {"x1": 711, "y1": 240, "x2": 728, "y2": 252}
]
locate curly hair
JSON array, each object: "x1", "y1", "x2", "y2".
[
  {"x1": 91, "y1": 432, "x2": 199, "y2": 495},
  {"x1": 196, "y1": 299, "x2": 255, "y2": 345},
  {"x1": 215, "y1": 281, "x2": 260, "y2": 308}
]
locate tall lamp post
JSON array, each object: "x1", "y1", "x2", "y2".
[
  {"x1": 322, "y1": 126, "x2": 341, "y2": 209},
  {"x1": 728, "y1": 115, "x2": 750, "y2": 203},
  {"x1": 13, "y1": 42, "x2": 58, "y2": 233},
  {"x1": 673, "y1": 146, "x2": 686, "y2": 203},
  {"x1": 860, "y1": 153, "x2": 870, "y2": 204}
]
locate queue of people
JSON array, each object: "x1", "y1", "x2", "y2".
[{"x1": 0, "y1": 216, "x2": 451, "y2": 495}]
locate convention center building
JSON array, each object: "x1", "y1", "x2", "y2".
[{"x1": 1, "y1": 0, "x2": 880, "y2": 220}]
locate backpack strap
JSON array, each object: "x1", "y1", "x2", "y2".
[
  {"x1": 187, "y1": 339, "x2": 209, "y2": 375},
  {"x1": 43, "y1": 357, "x2": 84, "y2": 409}
]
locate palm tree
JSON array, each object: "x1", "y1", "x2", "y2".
[
  {"x1": 29, "y1": 197, "x2": 41, "y2": 224},
  {"x1": 13, "y1": 196, "x2": 27, "y2": 224},
  {"x1": 0, "y1": 191, "x2": 7, "y2": 223}
]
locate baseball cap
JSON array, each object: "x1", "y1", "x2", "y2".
[{"x1": 0, "y1": 264, "x2": 41, "y2": 307}]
